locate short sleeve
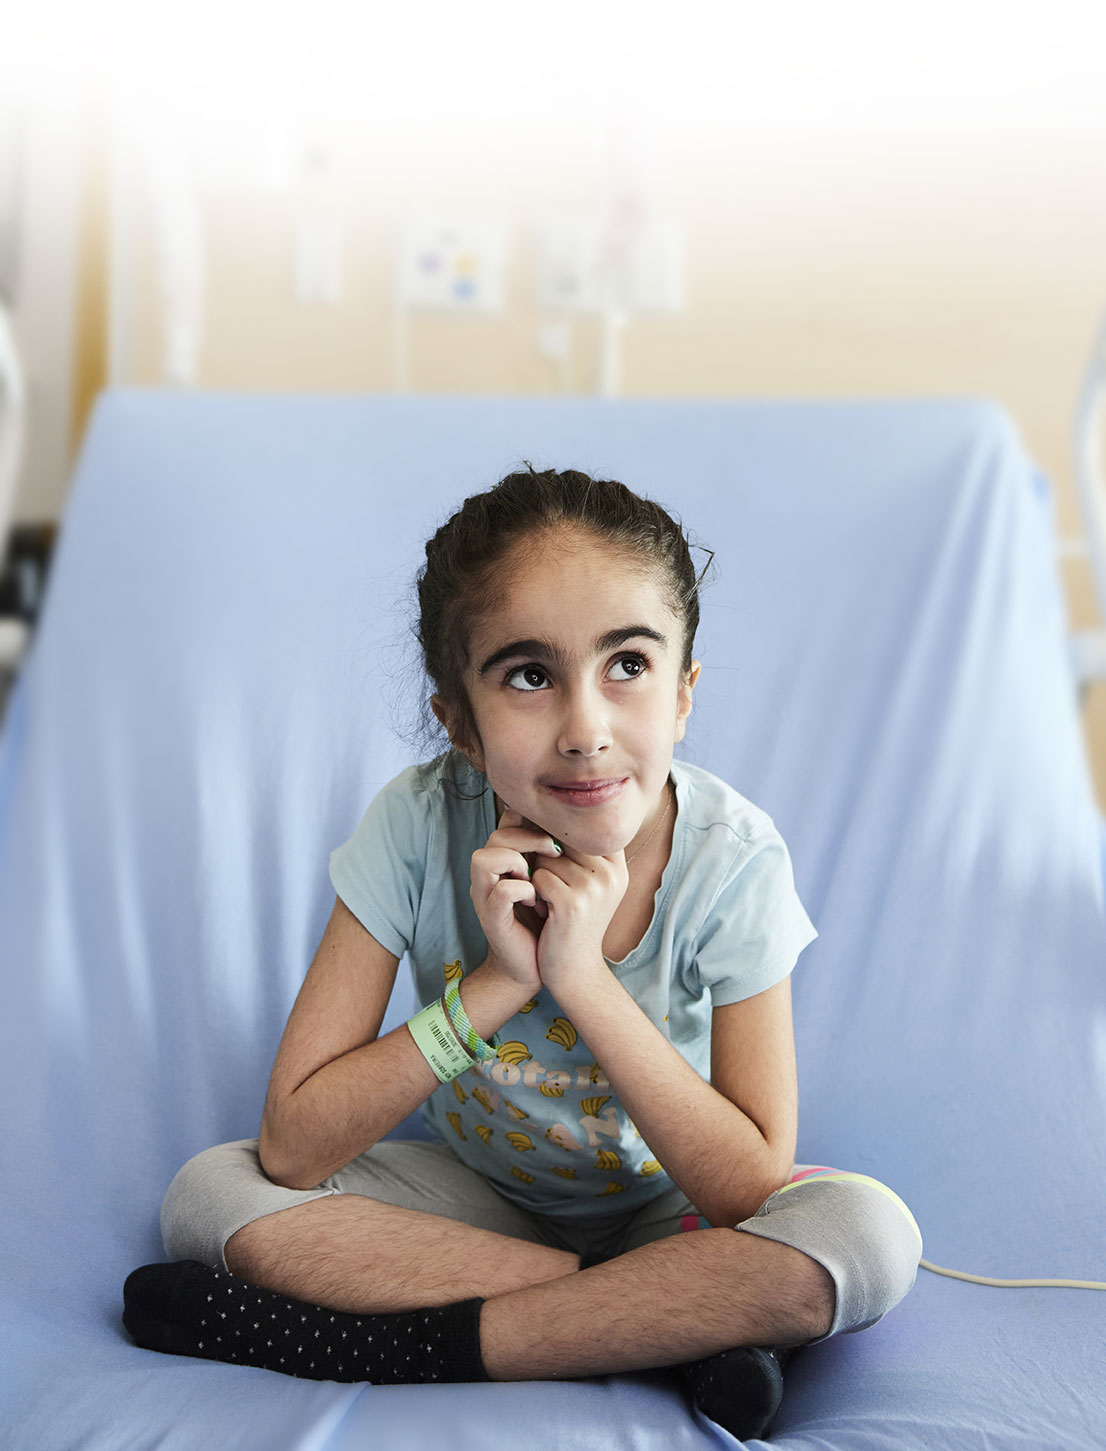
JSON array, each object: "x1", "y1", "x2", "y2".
[
  {"x1": 328, "y1": 766, "x2": 433, "y2": 959},
  {"x1": 694, "y1": 832, "x2": 818, "y2": 1006}
]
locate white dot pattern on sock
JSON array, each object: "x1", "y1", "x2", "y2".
[{"x1": 157, "y1": 1263, "x2": 477, "y2": 1387}]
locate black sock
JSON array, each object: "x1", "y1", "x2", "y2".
[
  {"x1": 122, "y1": 1260, "x2": 488, "y2": 1385},
  {"x1": 676, "y1": 1344, "x2": 793, "y2": 1440},
  {"x1": 577, "y1": 1251, "x2": 610, "y2": 1270}
]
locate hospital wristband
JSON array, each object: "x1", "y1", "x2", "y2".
[
  {"x1": 407, "y1": 997, "x2": 475, "y2": 1083},
  {"x1": 443, "y1": 979, "x2": 501, "y2": 1064}
]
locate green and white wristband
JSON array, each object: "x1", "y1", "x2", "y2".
[
  {"x1": 444, "y1": 979, "x2": 501, "y2": 1064},
  {"x1": 407, "y1": 997, "x2": 475, "y2": 1083}
]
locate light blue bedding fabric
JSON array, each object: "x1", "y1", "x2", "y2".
[{"x1": 1, "y1": 390, "x2": 1104, "y2": 1449}]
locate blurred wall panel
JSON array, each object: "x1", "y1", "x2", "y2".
[
  {"x1": 71, "y1": 113, "x2": 110, "y2": 455},
  {"x1": 0, "y1": 100, "x2": 24, "y2": 305},
  {"x1": 6, "y1": 96, "x2": 80, "y2": 525}
]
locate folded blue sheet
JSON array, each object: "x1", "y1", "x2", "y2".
[{"x1": 1, "y1": 390, "x2": 1103, "y2": 1449}]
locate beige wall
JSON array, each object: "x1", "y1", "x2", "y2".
[{"x1": 117, "y1": 124, "x2": 1106, "y2": 801}]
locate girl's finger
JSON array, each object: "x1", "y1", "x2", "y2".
[
  {"x1": 490, "y1": 825, "x2": 562, "y2": 858},
  {"x1": 489, "y1": 876, "x2": 539, "y2": 912},
  {"x1": 533, "y1": 855, "x2": 593, "y2": 889},
  {"x1": 472, "y1": 846, "x2": 533, "y2": 883}
]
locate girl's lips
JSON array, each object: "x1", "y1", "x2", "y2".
[{"x1": 543, "y1": 778, "x2": 628, "y2": 808}]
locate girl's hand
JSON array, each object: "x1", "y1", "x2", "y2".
[
  {"x1": 530, "y1": 841, "x2": 630, "y2": 993},
  {"x1": 469, "y1": 809, "x2": 562, "y2": 995}
]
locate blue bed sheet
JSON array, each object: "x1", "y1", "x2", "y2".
[{"x1": 1, "y1": 390, "x2": 1104, "y2": 1449}]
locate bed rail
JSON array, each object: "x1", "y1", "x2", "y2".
[
  {"x1": 1071, "y1": 314, "x2": 1106, "y2": 688},
  {"x1": 0, "y1": 300, "x2": 29, "y2": 678}
]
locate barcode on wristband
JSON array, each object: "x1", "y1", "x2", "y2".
[{"x1": 407, "y1": 998, "x2": 473, "y2": 1082}]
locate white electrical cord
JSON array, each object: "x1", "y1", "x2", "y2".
[{"x1": 920, "y1": 1258, "x2": 1106, "y2": 1291}]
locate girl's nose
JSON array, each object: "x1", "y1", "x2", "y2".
[{"x1": 557, "y1": 687, "x2": 613, "y2": 757}]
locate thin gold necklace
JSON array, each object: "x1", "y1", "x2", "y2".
[{"x1": 625, "y1": 782, "x2": 674, "y2": 866}]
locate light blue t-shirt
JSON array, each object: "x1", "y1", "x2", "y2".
[{"x1": 329, "y1": 751, "x2": 817, "y2": 1218}]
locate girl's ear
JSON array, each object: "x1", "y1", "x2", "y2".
[
  {"x1": 673, "y1": 660, "x2": 701, "y2": 745},
  {"x1": 431, "y1": 695, "x2": 485, "y2": 772}
]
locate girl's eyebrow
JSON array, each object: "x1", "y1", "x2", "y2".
[{"x1": 477, "y1": 625, "x2": 668, "y2": 677}]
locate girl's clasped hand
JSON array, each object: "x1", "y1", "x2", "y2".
[{"x1": 469, "y1": 806, "x2": 629, "y2": 995}]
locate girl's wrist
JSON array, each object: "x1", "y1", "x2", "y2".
[
  {"x1": 465, "y1": 959, "x2": 539, "y2": 1035},
  {"x1": 541, "y1": 954, "x2": 613, "y2": 1013}
]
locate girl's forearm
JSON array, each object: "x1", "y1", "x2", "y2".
[
  {"x1": 550, "y1": 965, "x2": 794, "y2": 1226},
  {"x1": 260, "y1": 1024, "x2": 439, "y2": 1189},
  {"x1": 260, "y1": 963, "x2": 533, "y2": 1190}
]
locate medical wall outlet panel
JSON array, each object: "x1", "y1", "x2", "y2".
[
  {"x1": 536, "y1": 217, "x2": 685, "y2": 315},
  {"x1": 397, "y1": 220, "x2": 507, "y2": 312}
]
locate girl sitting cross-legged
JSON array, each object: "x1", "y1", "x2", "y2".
[{"x1": 124, "y1": 465, "x2": 922, "y2": 1441}]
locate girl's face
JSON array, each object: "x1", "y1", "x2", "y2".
[{"x1": 435, "y1": 530, "x2": 700, "y2": 858}]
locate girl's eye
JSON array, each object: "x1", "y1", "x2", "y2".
[
  {"x1": 609, "y1": 654, "x2": 647, "y2": 681},
  {"x1": 506, "y1": 664, "x2": 549, "y2": 692}
]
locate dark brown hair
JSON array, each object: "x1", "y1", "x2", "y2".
[{"x1": 414, "y1": 464, "x2": 711, "y2": 773}]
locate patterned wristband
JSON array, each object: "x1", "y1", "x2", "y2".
[
  {"x1": 443, "y1": 980, "x2": 502, "y2": 1063},
  {"x1": 407, "y1": 997, "x2": 475, "y2": 1083}
]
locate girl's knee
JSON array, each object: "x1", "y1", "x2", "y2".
[
  {"x1": 826, "y1": 1173, "x2": 923, "y2": 1333},
  {"x1": 160, "y1": 1138, "x2": 270, "y2": 1268},
  {"x1": 738, "y1": 1169, "x2": 923, "y2": 1340}
]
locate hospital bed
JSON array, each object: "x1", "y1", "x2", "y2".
[
  {"x1": 1, "y1": 390, "x2": 1104, "y2": 1450},
  {"x1": 0, "y1": 301, "x2": 28, "y2": 686}
]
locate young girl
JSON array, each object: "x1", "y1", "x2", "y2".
[{"x1": 124, "y1": 467, "x2": 922, "y2": 1440}]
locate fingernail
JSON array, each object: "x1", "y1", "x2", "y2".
[{"x1": 551, "y1": 839, "x2": 563, "y2": 855}]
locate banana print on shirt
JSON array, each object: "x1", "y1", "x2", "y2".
[
  {"x1": 546, "y1": 1018, "x2": 577, "y2": 1050},
  {"x1": 579, "y1": 1095, "x2": 621, "y2": 1147},
  {"x1": 422, "y1": 958, "x2": 671, "y2": 1214}
]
